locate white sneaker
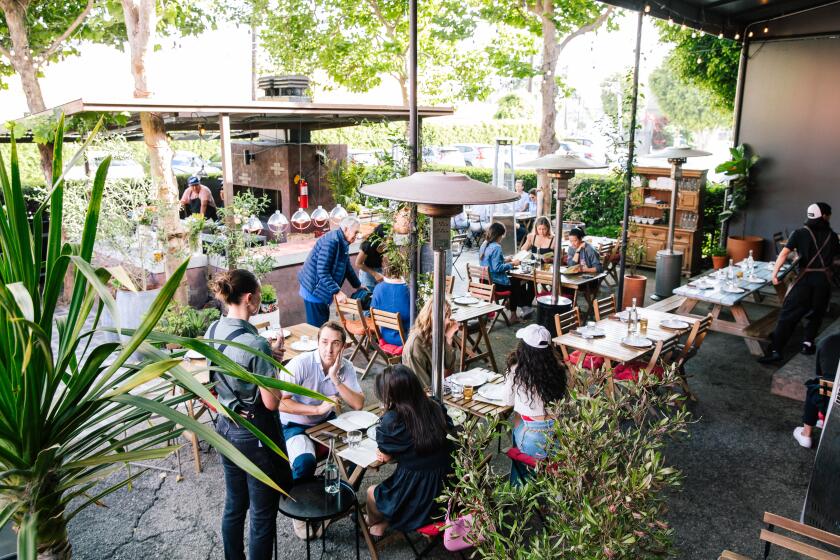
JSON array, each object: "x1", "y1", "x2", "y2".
[
  {"x1": 816, "y1": 419, "x2": 824, "y2": 429},
  {"x1": 793, "y1": 427, "x2": 812, "y2": 449}
]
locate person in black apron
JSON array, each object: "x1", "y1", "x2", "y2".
[
  {"x1": 759, "y1": 203, "x2": 839, "y2": 363},
  {"x1": 207, "y1": 269, "x2": 291, "y2": 560},
  {"x1": 181, "y1": 175, "x2": 218, "y2": 220}
]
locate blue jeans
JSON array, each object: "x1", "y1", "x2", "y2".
[
  {"x1": 304, "y1": 299, "x2": 331, "y2": 328},
  {"x1": 510, "y1": 418, "x2": 555, "y2": 485},
  {"x1": 358, "y1": 268, "x2": 382, "y2": 292},
  {"x1": 218, "y1": 416, "x2": 283, "y2": 560}
]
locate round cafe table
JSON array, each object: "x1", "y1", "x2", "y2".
[{"x1": 278, "y1": 479, "x2": 360, "y2": 560}]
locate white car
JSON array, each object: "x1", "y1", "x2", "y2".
[
  {"x1": 64, "y1": 152, "x2": 145, "y2": 181},
  {"x1": 422, "y1": 146, "x2": 466, "y2": 167}
]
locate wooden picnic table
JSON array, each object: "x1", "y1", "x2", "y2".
[
  {"x1": 552, "y1": 310, "x2": 698, "y2": 392},
  {"x1": 672, "y1": 260, "x2": 795, "y2": 356},
  {"x1": 449, "y1": 299, "x2": 504, "y2": 372}
]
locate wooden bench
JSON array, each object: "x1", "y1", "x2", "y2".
[
  {"x1": 743, "y1": 308, "x2": 780, "y2": 339},
  {"x1": 720, "y1": 511, "x2": 840, "y2": 560},
  {"x1": 646, "y1": 295, "x2": 686, "y2": 313}
]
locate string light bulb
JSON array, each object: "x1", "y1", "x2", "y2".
[
  {"x1": 718, "y1": 32, "x2": 724, "y2": 39},
  {"x1": 681, "y1": 23, "x2": 688, "y2": 31},
  {"x1": 668, "y1": 17, "x2": 674, "y2": 26},
  {"x1": 644, "y1": 4, "x2": 651, "y2": 13},
  {"x1": 691, "y1": 31, "x2": 697, "y2": 38},
  {"x1": 763, "y1": 26, "x2": 769, "y2": 33},
  {"x1": 748, "y1": 30, "x2": 754, "y2": 38},
  {"x1": 697, "y1": 56, "x2": 703, "y2": 64},
  {"x1": 734, "y1": 32, "x2": 740, "y2": 40}
]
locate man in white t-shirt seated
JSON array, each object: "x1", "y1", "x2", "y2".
[{"x1": 280, "y1": 322, "x2": 365, "y2": 482}]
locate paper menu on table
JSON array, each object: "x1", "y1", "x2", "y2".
[
  {"x1": 327, "y1": 414, "x2": 379, "y2": 432},
  {"x1": 337, "y1": 438, "x2": 378, "y2": 468},
  {"x1": 514, "y1": 250, "x2": 530, "y2": 262}
]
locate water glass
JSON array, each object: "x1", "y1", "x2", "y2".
[
  {"x1": 639, "y1": 317, "x2": 648, "y2": 335},
  {"x1": 324, "y1": 462, "x2": 340, "y2": 494},
  {"x1": 586, "y1": 321, "x2": 596, "y2": 329},
  {"x1": 345, "y1": 430, "x2": 362, "y2": 449},
  {"x1": 301, "y1": 335, "x2": 310, "y2": 344},
  {"x1": 450, "y1": 383, "x2": 464, "y2": 399}
]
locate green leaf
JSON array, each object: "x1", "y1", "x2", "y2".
[
  {"x1": 104, "y1": 358, "x2": 184, "y2": 397},
  {"x1": 113, "y1": 394, "x2": 288, "y2": 495},
  {"x1": 64, "y1": 446, "x2": 181, "y2": 470},
  {"x1": 6, "y1": 282, "x2": 34, "y2": 322},
  {"x1": 17, "y1": 512, "x2": 37, "y2": 560}
]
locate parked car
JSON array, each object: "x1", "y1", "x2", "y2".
[
  {"x1": 65, "y1": 152, "x2": 146, "y2": 181},
  {"x1": 561, "y1": 137, "x2": 605, "y2": 162},
  {"x1": 171, "y1": 150, "x2": 220, "y2": 176},
  {"x1": 422, "y1": 146, "x2": 466, "y2": 167},
  {"x1": 453, "y1": 144, "x2": 479, "y2": 166}
]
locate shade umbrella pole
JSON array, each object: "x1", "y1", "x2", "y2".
[{"x1": 617, "y1": 9, "x2": 644, "y2": 309}]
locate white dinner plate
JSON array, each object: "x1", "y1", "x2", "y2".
[
  {"x1": 723, "y1": 286, "x2": 745, "y2": 294},
  {"x1": 337, "y1": 410, "x2": 380, "y2": 430},
  {"x1": 477, "y1": 384, "x2": 506, "y2": 402},
  {"x1": 262, "y1": 328, "x2": 292, "y2": 340},
  {"x1": 453, "y1": 295, "x2": 479, "y2": 306},
  {"x1": 746, "y1": 276, "x2": 764, "y2": 284},
  {"x1": 660, "y1": 319, "x2": 690, "y2": 330},
  {"x1": 621, "y1": 336, "x2": 653, "y2": 348},
  {"x1": 185, "y1": 349, "x2": 204, "y2": 359},
  {"x1": 290, "y1": 340, "x2": 318, "y2": 352},
  {"x1": 449, "y1": 369, "x2": 492, "y2": 387}
]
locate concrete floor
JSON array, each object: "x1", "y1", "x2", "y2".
[{"x1": 67, "y1": 253, "x2": 835, "y2": 559}]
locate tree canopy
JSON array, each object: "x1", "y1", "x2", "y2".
[
  {"x1": 649, "y1": 58, "x2": 731, "y2": 139},
  {"x1": 655, "y1": 23, "x2": 741, "y2": 112}
]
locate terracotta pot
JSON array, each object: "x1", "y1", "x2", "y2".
[
  {"x1": 726, "y1": 235, "x2": 764, "y2": 263},
  {"x1": 622, "y1": 275, "x2": 647, "y2": 310},
  {"x1": 712, "y1": 255, "x2": 728, "y2": 270}
]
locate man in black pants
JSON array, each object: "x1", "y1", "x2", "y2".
[
  {"x1": 759, "y1": 203, "x2": 839, "y2": 363},
  {"x1": 793, "y1": 332, "x2": 840, "y2": 448}
]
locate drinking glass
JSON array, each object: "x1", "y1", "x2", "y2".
[
  {"x1": 639, "y1": 317, "x2": 648, "y2": 335},
  {"x1": 345, "y1": 430, "x2": 362, "y2": 449},
  {"x1": 451, "y1": 383, "x2": 464, "y2": 399},
  {"x1": 301, "y1": 335, "x2": 310, "y2": 344},
  {"x1": 463, "y1": 385, "x2": 474, "y2": 402}
]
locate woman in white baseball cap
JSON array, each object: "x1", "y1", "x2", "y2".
[{"x1": 503, "y1": 324, "x2": 567, "y2": 484}]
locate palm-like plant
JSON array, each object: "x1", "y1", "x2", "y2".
[{"x1": 0, "y1": 117, "x2": 322, "y2": 559}]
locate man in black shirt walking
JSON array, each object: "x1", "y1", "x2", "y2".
[{"x1": 759, "y1": 203, "x2": 839, "y2": 363}]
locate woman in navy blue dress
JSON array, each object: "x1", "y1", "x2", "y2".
[{"x1": 365, "y1": 365, "x2": 455, "y2": 536}]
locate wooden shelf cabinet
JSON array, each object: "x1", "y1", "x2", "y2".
[{"x1": 627, "y1": 166, "x2": 707, "y2": 276}]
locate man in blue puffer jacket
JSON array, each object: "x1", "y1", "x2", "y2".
[{"x1": 298, "y1": 216, "x2": 363, "y2": 326}]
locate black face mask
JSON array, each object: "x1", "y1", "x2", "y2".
[{"x1": 805, "y1": 217, "x2": 830, "y2": 229}]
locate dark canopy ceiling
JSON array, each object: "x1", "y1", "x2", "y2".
[{"x1": 600, "y1": 1, "x2": 840, "y2": 37}]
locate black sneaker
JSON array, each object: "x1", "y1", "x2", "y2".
[
  {"x1": 801, "y1": 342, "x2": 816, "y2": 355},
  {"x1": 758, "y1": 350, "x2": 783, "y2": 364}
]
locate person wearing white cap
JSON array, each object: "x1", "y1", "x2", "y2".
[
  {"x1": 759, "y1": 202, "x2": 839, "y2": 363},
  {"x1": 503, "y1": 324, "x2": 567, "y2": 484}
]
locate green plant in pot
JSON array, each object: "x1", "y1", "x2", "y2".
[
  {"x1": 623, "y1": 239, "x2": 648, "y2": 309},
  {"x1": 716, "y1": 144, "x2": 763, "y2": 261},
  {"x1": 0, "y1": 117, "x2": 325, "y2": 559},
  {"x1": 710, "y1": 245, "x2": 729, "y2": 270},
  {"x1": 159, "y1": 303, "x2": 220, "y2": 339},
  {"x1": 260, "y1": 283, "x2": 278, "y2": 313}
]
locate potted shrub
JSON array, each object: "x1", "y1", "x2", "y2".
[
  {"x1": 260, "y1": 283, "x2": 278, "y2": 313},
  {"x1": 443, "y1": 367, "x2": 691, "y2": 559},
  {"x1": 716, "y1": 145, "x2": 763, "y2": 261},
  {"x1": 159, "y1": 303, "x2": 220, "y2": 339},
  {"x1": 622, "y1": 239, "x2": 647, "y2": 309},
  {"x1": 711, "y1": 245, "x2": 729, "y2": 270}
]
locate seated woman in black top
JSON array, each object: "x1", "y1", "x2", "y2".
[{"x1": 366, "y1": 365, "x2": 455, "y2": 537}]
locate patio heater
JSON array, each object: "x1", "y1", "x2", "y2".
[
  {"x1": 519, "y1": 154, "x2": 606, "y2": 334},
  {"x1": 360, "y1": 172, "x2": 518, "y2": 400},
  {"x1": 648, "y1": 146, "x2": 711, "y2": 300}
]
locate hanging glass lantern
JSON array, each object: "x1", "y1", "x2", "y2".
[
  {"x1": 291, "y1": 208, "x2": 312, "y2": 231},
  {"x1": 329, "y1": 204, "x2": 348, "y2": 229},
  {"x1": 311, "y1": 205, "x2": 329, "y2": 228},
  {"x1": 242, "y1": 214, "x2": 263, "y2": 233},
  {"x1": 267, "y1": 210, "x2": 290, "y2": 243}
]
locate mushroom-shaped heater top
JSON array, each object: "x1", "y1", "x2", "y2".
[
  {"x1": 359, "y1": 171, "x2": 519, "y2": 215},
  {"x1": 648, "y1": 146, "x2": 712, "y2": 163},
  {"x1": 518, "y1": 153, "x2": 607, "y2": 171}
]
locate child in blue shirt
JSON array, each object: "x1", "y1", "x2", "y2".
[{"x1": 371, "y1": 257, "x2": 411, "y2": 345}]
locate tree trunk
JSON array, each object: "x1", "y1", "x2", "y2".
[
  {"x1": 122, "y1": 0, "x2": 188, "y2": 304},
  {"x1": 537, "y1": 2, "x2": 560, "y2": 216},
  {"x1": 2, "y1": 0, "x2": 54, "y2": 184}
]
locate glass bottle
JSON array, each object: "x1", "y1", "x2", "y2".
[
  {"x1": 324, "y1": 437, "x2": 340, "y2": 494},
  {"x1": 746, "y1": 250, "x2": 755, "y2": 278},
  {"x1": 627, "y1": 297, "x2": 638, "y2": 336},
  {"x1": 727, "y1": 258, "x2": 735, "y2": 288}
]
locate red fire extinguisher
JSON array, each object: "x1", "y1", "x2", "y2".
[{"x1": 298, "y1": 177, "x2": 309, "y2": 209}]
